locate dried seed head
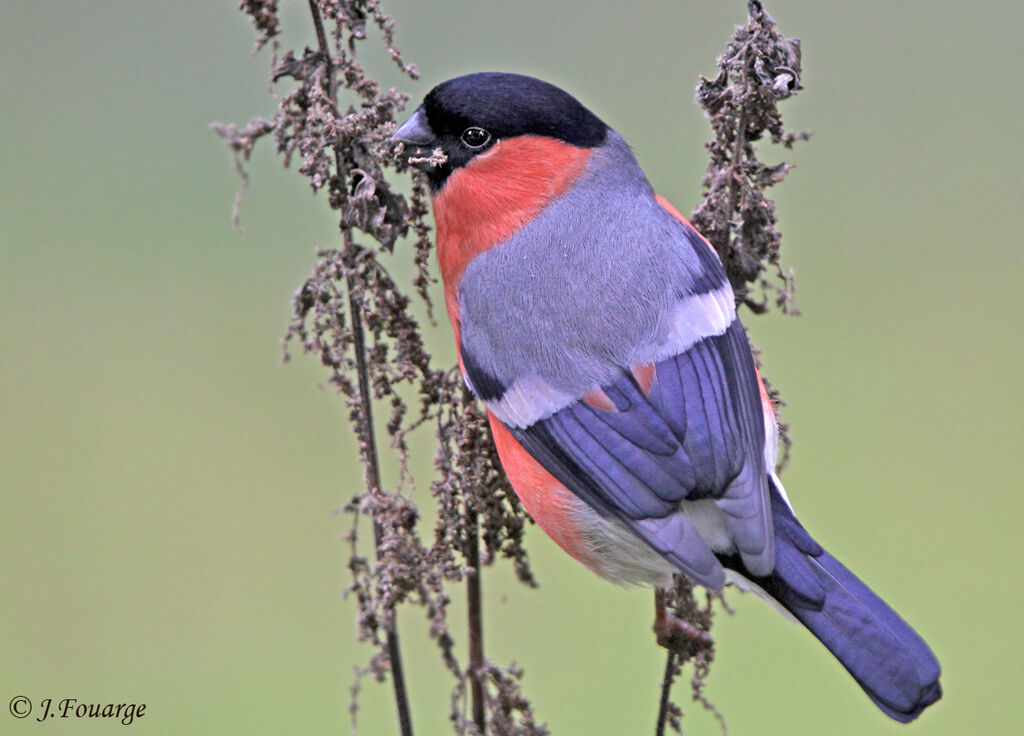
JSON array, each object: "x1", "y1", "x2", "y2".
[
  {"x1": 689, "y1": 0, "x2": 808, "y2": 472},
  {"x1": 222, "y1": 3, "x2": 539, "y2": 733}
]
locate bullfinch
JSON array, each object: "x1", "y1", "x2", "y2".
[{"x1": 393, "y1": 72, "x2": 941, "y2": 723}]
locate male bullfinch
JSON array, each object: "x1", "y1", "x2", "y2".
[{"x1": 393, "y1": 72, "x2": 941, "y2": 723}]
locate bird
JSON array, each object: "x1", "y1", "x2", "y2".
[{"x1": 392, "y1": 71, "x2": 941, "y2": 723}]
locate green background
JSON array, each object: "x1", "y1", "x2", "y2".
[{"x1": 2, "y1": 1, "x2": 1021, "y2": 734}]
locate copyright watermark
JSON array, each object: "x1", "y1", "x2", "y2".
[
  {"x1": 9, "y1": 696, "x2": 31, "y2": 718},
  {"x1": 7, "y1": 697, "x2": 146, "y2": 725}
]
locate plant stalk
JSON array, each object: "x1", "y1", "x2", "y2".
[
  {"x1": 348, "y1": 265, "x2": 415, "y2": 736},
  {"x1": 306, "y1": 2, "x2": 414, "y2": 735},
  {"x1": 465, "y1": 498, "x2": 486, "y2": 734},
  {"x1": 655, "y1": 647, "x2": 678, "y2": 736}
]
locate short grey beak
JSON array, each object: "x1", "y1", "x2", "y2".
[{"x1": 392, "y1": 108, "x2": 435, "y2": 145}]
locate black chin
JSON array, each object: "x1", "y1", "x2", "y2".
[{"x1": 423, "y1": 161, "x2": 454, "y2": 192}]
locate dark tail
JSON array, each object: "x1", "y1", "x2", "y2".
[{"x1": 751, "y1": 484, "x2": 942, "y2": 722}]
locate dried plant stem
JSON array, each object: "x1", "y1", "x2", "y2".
[
  {"x1": 306, "y1": 2, "x2": 413, "y2": 733},
  {"x1": 652, "y1": 0, "x2": 808, "y2": 725},
  {"x1": 465, "y1": 502, "x2": 486, "y2": 735},
  {"x1": 725, "y1": 105, "x2": 748, "y2": 233},
  {"x1": 350, "y1": 265, "x2": 415, "y2": 736},
  {"x1": 655, "y1": 649, "x2": 679, "y2": 736},
  {"x1": 227, "y1": 1, "x2": 544, "y2": 732},
  {"x1": 460, "y1": 384, "x2": 487, "y2": 735},
  {"x1": 654, "y1": 585, "x2": 684, "y2": 736},
  {"x1": 307, "y1": 0, "x2": 330, "y2": 60},
  {"x1": 652, "y1": 581, "x2": 721, "y2": 736},
  {"x1": 691, "y1": 0, "x2": 806, "y2": 317}
]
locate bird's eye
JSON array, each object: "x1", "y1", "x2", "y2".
[{"x1": 460, "y1": 127, "x2": 491, "y2": 148}]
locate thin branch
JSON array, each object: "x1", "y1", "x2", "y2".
[
  {"x1": 306, "y1": 2, "x2": 413, "y2": 734},
  {"x1": 653, "y1": 580, "x2": 721, "y2": 736},
  {"x1": 307, "y1": 0, "x2": 330, "y2": 58},
  {"x1": 654, "y1": 585, "x2": 683, "y2": 736},
  {"x1": 460, "y1": 386, "x2": 486, "y2": 735},
  {"x1": 655, "y1": 649, "x2": 679, "y2": 736},
  {"x1": 465, "y1": 502, "x2": 486, "y2": 735},
  {"x1": 726, "y1": 103, "x2": 749, "y2": 228},
  {"x1": 350, "y1": 261, "x2": 415, "y2": 736},
  {"x1": 461, "y1": 383, "x2": 487, "y2": 734}
]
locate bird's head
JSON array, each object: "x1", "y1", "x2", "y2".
[{"x1": 392, "y1": 72, "x2": 608, "y2": 191}]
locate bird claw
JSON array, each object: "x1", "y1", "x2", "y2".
[{"x1": 653, "y1": 610, "x2": 714, "y2": 654}]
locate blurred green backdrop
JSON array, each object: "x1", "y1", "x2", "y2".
[{"x1": 2, "y1": 1, "x2": 1021, "y2": 734}]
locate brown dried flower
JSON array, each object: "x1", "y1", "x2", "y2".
[{"x1": 219, "y1": 2, "x2": 540, "y2": 735}]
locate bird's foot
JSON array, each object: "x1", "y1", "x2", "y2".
[
  {"x1": 653, "y1": 587, "x2": 713, "y2": 655},
  {"x1": 653, "y1": 612, "x2": 714, "y2": 654}
]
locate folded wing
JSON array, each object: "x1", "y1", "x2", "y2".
[{"x1": 491, "y1": 319, "x2": 773, "y2": 589}]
